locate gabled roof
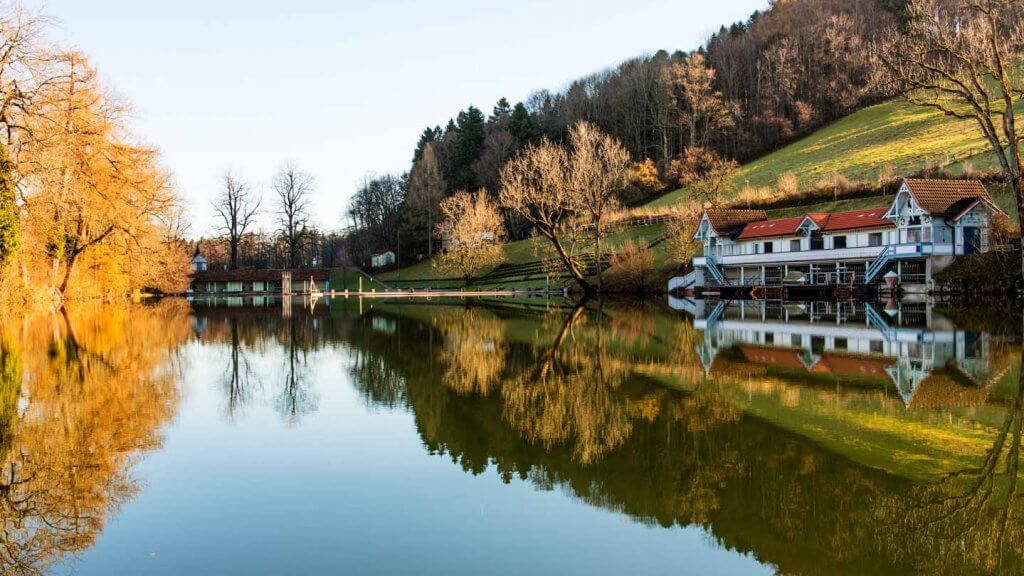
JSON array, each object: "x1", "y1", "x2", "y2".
[
  {"x1": 704, "y1": 209, "x2": 767, "y2": 236},
  {"x1": 736, "y1": 215, "x2": 805, "y2": 240},
  {"x1": 820, "y1": 207, "x2": 892, "y2": 232},
  {"x1": 902, "y1": 178, "x2": 1002, "y2": 216},
  {"x1": 803, "y1": 213, "x2": 829, "y2": 228},
  {"x1": 733, "y1": 207, "x2": 892, "y2": 240},
  {"x1": 737, "y1": 344, "x2": 806, "y2": 369}
]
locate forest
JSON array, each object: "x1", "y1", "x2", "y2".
[{"x1": 342, "y1": 0, "x2": 908, "y2": 269}]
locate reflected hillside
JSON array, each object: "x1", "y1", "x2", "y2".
[
  {"x1": 0, "y1": 302, "x2": 191, "y2": 575},
  {"x1": 282, "y1": 297, "x2": 1023, "y2": 576}
]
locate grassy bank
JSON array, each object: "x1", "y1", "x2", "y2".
[{"x1": 648, "y1": 97, "x2": 994, "y2": 208}]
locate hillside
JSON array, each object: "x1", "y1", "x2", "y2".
[
  {"x1": 380, "y1": 96, "x2": 1013, "y2": 290},
  {"x1": 649, "y1": 97, "x2": 994, "y2": 208}
]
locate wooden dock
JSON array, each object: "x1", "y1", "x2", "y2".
[{"x1": 328, "y1": 289, "x2": 567, "y2": 299}]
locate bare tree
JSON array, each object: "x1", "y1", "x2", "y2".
[
  {"x1": 499, "y1": 135, "x2": 590, "y2": 290},
  {"x1": 213, "y1": 171, "x2": 260, "y2": 269},
  {"x1": 663, "y1": 52, "x2": 739, "y2": 150},
  {"x1": 499, "y1": 122, "x2": 630, "y2": 293},
  {"x1": 272, "y1": 163, "x2": 314, "y2": 268},
  {"x1": 881, "y1": 0, "x2": 1024, "y2": 278},
  {"x1": 569, "y1": 121, "x2": 630, "y2": 293}
]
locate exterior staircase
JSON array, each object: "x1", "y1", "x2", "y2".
[
  {"x1": 704, "y1": 256, "x2": 730, "y2": 286},
  {"x1": 864, "y1": 302, "x2": 895, "y2": 341},
  {"x1": 864, "y1": 246, "x2": 895, "y2": 284},
  {"x1": 705, "y1": 300, "x2": 727, "y2": 325}
]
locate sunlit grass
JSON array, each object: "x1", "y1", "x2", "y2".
[{"x1": 648, "y1": 97, "x2": 993, "y2": 208}]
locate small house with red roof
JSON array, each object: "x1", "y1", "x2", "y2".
[{"x1": 688, "y1": 178, "x2": 1004, "y2": 289}]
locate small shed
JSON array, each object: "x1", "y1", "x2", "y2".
[
  {"x1": 371, "y1": 251, "x2": 396, "y2": 269},
  {"x1": 191, "y1": 247, "x2": 208, "y2": 272}
]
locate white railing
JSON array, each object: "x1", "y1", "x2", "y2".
[{"x1": 705, "y1": 242, "x2": 954, "y2": 267}]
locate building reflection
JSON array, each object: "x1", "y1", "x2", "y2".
[{"x1": 692, "y1": 299, "x2": 1008, "y2": 410}]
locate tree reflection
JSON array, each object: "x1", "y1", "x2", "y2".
[
  {"x1": 221, "y1": 317, "x2": 260, "y2": 419},
  {"x1": 197, "y1": 306, "x2": 321, "y2": 424},
  {"x1": 339, "y1": 300, "x2": 1024, "y2": 575},
  {"x1": 277, "y1": 315, "x2": 317, "y2": 424},
  {"x1": 894, "y1": 343, "x2": 1024, "y2": 573},
  {"x1": 0, "y1": 301, "x2": 189, "y2": 575}
]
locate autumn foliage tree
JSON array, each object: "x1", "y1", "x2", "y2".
[
  {"x1": 434, "y1": 189, "x2": 506, "y2": 283},
  {"x1": 0, "y1": 6, "x2": 189, "y2": 305},
  {"x1": 21, "y1": 52, "x2": 187, "y2": 299}
]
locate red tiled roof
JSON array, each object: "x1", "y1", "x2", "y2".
[
  {"x1": 733, "y1": 207, "x2": 891, "y2": 240},
  {"x1": 736, "y1": 215, "x2": 805, "y2": 240},
  {"x1": 192, "y1": 268, "x2": 332, "y2": 282},
  {"x1": 705, "y1": 209, "x2": 767, "y2": 236},
  {"x1": 812, "y1": 352, "x2": 894, "y2": 379},
  {"x1": 805, "y1": 213, "x2": 829, "y2": 228},
  {"x1": 903, "y1": 178, "x2": 1001, "y2": 216},
  {"x1": 820, "y1": 207, "x2": 893, "y2": 232},
  {"x1": 737, "y1": 345, "x2": 806, "y2": 370}
]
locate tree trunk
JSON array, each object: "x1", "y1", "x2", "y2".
[
  {"x1": 1011, "y1": 175, "x2": 1024, "y2": 284},
  {"x1": 547, "y1": 231, "x2": 591, "y2": 293},
  {"x1": 59, "y1": 251, "x2": 78, "y2": 294}
]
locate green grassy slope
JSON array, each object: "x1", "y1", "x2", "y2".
[
  {"x1": 380, "y1": 224, "x2": 671, "y2": 288},
  {"x1": 649, "y1": 97, "x2": 992, "y2": 207}
]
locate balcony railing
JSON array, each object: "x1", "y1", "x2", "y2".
[{"x1": 703, "y1": 242, "x2": 952, "y2": 267}]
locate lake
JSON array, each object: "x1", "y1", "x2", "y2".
[{"x1": 2, "y1": 296, "x2": 1022, "y2": 575}]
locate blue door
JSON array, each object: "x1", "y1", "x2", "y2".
[{"x1": 963, "y1": 227, "x2": 980, "y2": 254}]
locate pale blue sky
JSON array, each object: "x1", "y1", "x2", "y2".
[{"x1": 32, "y1": 0, "x2": 766, "y2": 236}]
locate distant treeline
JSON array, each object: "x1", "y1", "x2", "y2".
[{"x1": 344, "y1": 0, "x2": 906, "y2": 267}]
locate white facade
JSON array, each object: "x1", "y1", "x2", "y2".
[{"x1": 689, "y1": 179, "x2": 1002, "y2": 289}]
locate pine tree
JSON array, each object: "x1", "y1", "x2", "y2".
[
  {"x1": 491, "y1": 97, "x2": 511, "y2": 122},
  {"x1": 507, "y1": 102, "x2": 536, "y2": 147},
  {"x1": 412, "y1": 126, "x2": 442, "y2": 165},
  {"x1": 0, "y1": 144, "x2": 20, "y2": 271},
  {"x1": 449, "y1": 106, "x2": 486, "y2": 191}
]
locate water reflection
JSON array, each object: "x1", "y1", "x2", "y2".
[
  {"x1": 0, "y1": 302, "x2": 190, "y2": 575},
  {"x1": 1, "y1": 296, "x2": 1022, "y2": 575},
  {"x1": 329, "y1": 298, "x2": 1024, "y2": 574}
]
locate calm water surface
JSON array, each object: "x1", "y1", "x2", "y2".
[{"x1": 2, "y1": 297, "x2": 1023, "y2": 575}]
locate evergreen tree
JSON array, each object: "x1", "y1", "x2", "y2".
[
  {"x1": 491, "y1": 97, "x2": 511, "y2": 122},
  {"x1": 412, "y1": 126, "x2": 442, "y2": 165},
  {"x1": 0, "y1": 144, "x2": 20, "y2": 271},
  {"x1": 449, "y1": 106, "x2": 486, "y2": 191},
  {"x1": 507, "y1": 102, "x2": 536, "y2": 147}
]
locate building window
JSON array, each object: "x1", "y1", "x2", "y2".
[
  {"x1": 764, "y1": 241, "x2": 774, "y2": 253},
  {"x1": 868, "y1": 233, "x2": 882, "y2": 247},
  {"x1": 791, "y1": 334, "x2": 802, "y2": 347},
  {"x1": 765, "y1": 333, "x2": 774, "y2": 344},
  {"x1": 812, "y1": 336, "x2": 826, "y2": 353},
  {"x1": 870, "y1": 340, "x2": 884, "y2": 354},
  {"x1": 790, "y1": 239, "x2": 801, "y2": 252},
  {"x1": 834, "y1": 337, "x2": 848, "y2": 351},
  {"x1": 811, "y1": 236, "x2": 824, "y2": 250},
  {"x1": 833, "y1": 236, "x2": 848, "y2": 249}
]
